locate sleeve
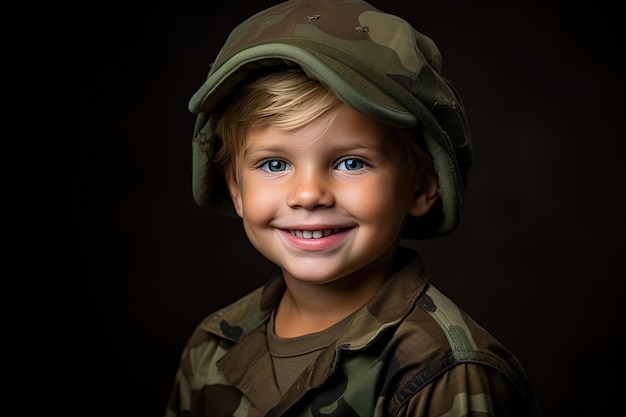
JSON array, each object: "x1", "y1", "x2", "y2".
[
  {"x1": 163, "y1": 349, "x2": 193, "y2": 417},
  {"x1": 163, "y1": 326, "x2": 222, "y2": 417},
  {"x1": 395, "y1": 363, "x2": 541, "y2": 417}
]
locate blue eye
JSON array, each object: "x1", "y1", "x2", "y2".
[
  {"x1": 260, "y1": 159, "x2": 290, "y2": 172},
  {"x1": 336, "y1": 158, "x2": 365, "y2": 171}
]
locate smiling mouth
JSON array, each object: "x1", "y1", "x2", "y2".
[{"x1": 289, "y1": 228, "x2": 341, "y2": 239}]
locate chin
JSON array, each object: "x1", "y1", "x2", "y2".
[
  {"x1": 280, "y1": 262, "x2": 348, "y2": 284},
  {"x1": 284, "y1": 270, "x2": 340, "y2": 284}
]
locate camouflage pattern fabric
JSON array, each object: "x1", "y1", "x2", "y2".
[{"x1": 164, "y1": 248, "x2": 541, "y2": 416}]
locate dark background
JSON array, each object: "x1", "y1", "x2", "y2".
[{"x1": 33, "y1": 0, "x2": 624, "y2": 416}]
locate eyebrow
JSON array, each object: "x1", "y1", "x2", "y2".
[
  {"x1": 242, "y1": 143, "x2": 290, "y2": 159},
  {"x1": 243, "y1": 140, "x2": 388, "y2": 158}
]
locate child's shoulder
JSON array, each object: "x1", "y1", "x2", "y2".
[{"x1": 395, "y1": 283, "x2": 530, "y2": 391}]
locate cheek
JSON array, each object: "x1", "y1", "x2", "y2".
[
  {"x1": 340, "y1": 176, "x2": 408, "y2": 220},
  {"x1": 240, "y1": 180, "x2": 280, "y2": 222}
]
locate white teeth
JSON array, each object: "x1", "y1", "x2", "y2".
[{"x1": 290, "y1": 228, "x2": 340, "y2": 239}]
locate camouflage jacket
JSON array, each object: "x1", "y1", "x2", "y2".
[{"x1": 164, "y1": 248, "x2": 541, "y2": 416}]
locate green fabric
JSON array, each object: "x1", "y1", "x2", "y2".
[{"x1": 268, "y1": 309, "x2": 353, "y2": 394}]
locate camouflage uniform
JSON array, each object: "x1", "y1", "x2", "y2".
[{"x1": 164, "y1": 248, "x2": 541, "y2": 417}]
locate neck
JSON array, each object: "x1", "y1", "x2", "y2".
[{"x1": 273, "y1": 247, "x2": 398, "y2": 338}]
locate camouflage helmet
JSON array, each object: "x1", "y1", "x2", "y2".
[{"x1": 189, "y1": 0, "x2": 473, "y2": 239}]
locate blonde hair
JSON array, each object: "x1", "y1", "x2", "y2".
[
  {"x1": 214, "y1": 69, "x2": 339, "y2": 172},
  {"x1": 214, "y1": 68, "x2": 435, "y2": 189}
]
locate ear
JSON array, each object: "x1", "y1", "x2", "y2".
[
  {"x1": 225, "y1": 168, "x2": 244, "y2": 218},
  {"x1": 408, "y1": 170, "x2": 439, "y2": 217}
]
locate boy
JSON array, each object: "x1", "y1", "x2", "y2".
[{"x1": 165, "y1": 0, "x2": 541, "y2": 416}]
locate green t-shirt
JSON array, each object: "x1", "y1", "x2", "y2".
[{"x1": 268, "y1": 310, "x2": 354, "y2": 394}]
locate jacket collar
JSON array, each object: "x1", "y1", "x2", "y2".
[{"x1": 200, "y1": 247, "x2": 429, "y2": 345}]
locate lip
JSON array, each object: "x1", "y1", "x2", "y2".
[{"x1": 277, "y1": 227, "x2": 352, "y2": 251}]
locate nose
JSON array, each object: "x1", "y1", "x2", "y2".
[{"x1": 286, "y1": 168, "x2": 335, "y2": 210}]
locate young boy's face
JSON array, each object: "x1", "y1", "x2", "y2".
[{"x1": 226, "y1": 103, "x2": 436, "y2": 285}]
